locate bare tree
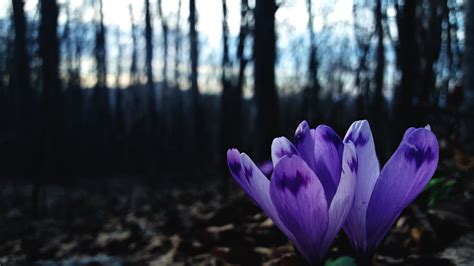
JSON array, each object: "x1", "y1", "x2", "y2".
[
  {"x1": 420, "y1": 0, "x2": 447, "y2": 104},
  {"x1": 189, "y1": 0, "x2": 199, "y2": 97},
  {"x1": 37, "y1": 0, "x2": 61, "y2": 213},
  {"x1": 144, "y1": 0, "x2": 157, "y2": 130},
  {"x1": 92, "y1": 0, "x2": 110, "y2": 141},
  {"x1": 174, "y1": 0, "x2": 182, "y2": 85},
  {"x1": 393, "y1": 0, "x2": 421, "y2": 136},
  {"x1": 95, "y1": 0, "x2": 107, "y2": 88},
  {"x1": 353, "y1": 0, "x2": 372, "y2": 118},
  {"x1": 373, "y1": 0, "x2": 385, "y2": 121},
  {"x1": 236, "y1": 0, "x2": 250, "y2": 94},
  {"x1": 145, "y1": 0, "x2": 154, "y2": 90},
  {"x1": 220, "y1": 0, "x2": 241, "y2": 162},
  {"x1": 221, "y1": 0, "x2": 231, "y2": 85},
  {"x1": 463, "y1": 0, "x2": 474, "y2": 146},
  {"x1": 158, "y1": 0, "x2": 169, "y2": 87},
  {"x1": 464, "y1": 0, "x2": 474, "y2": 110},
  {"x1": 189, "y1": 0, "x2": 202, "y2": 160},
  {"x1": 129, "y1": 4, "x2": 138, "y2": 86},
  {"x1": 115, "y1": 27, "x2": 123, "y2": 89},
  {"x1": 39, "y1": 0, "x2": 60, "y2": 108},
  {"x1": 11, "y1": 0, "x2": 32, "y2": 129},
  {"x1": 254, "y1": 0, "x2": 279, "y2": 161},
  {"x1": 303, "y1": 0, "x2": 320, "y2": 124}
]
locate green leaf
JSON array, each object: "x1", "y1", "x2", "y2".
[{"x1": 325, "y1": 256, "x2": 357, "y2": 266}]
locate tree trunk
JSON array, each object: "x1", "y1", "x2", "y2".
[
  {"x1": 462, "y1": 0, "x2": 474, "y2": 147},
  {"x1": 465, "y1": 0, "x2": 474, "y2": 110},
  {"x1": 254, "y1": 0, "x2": 279, "y2": 161},
  {"x1": 304, "y1": 0, "x2": 320, "y2": 124},
  {"x1": 220, "y1": 0, "x2": 241, "y2": 162},
  {"x1": 145, "y1": 0, "x2": 153, "y2": 89},
  {"x1": 38, "y1": 0, "x2": 61, "y2": 206},
  {"x1": 420, "y1": 0, "x2": 446, "y2": 104},
  {"x1": 115, "y1": 27, "x2": 123, "y2": 89},
  {"x1": 128, "y1": 4, "x2": 138, "y2": 86},
  {"x1": 373, "y1": 0, "x2": 385, "y2": 122},
  {"x1": 394, "y1": 0, "x2": 420, "y2": 137},
  {"x1": 174, "y1": 0, "x2": 182, "y2": 85},
  {"x1": 189, "y1": 0, "x2": 203, "y2": 167},
  {"x1": 158, "y1": 0, "x2": 169, "y2": 87},
  {"x1": 190, "y1": 0, "x2": 199, "y2": 98},
  {"x1": 11, "y1": 0, "x2": 32, "y2": 130},
  {"x1": 95, "y1": 0, "x2": 107, "y2": 89},
  {"x1": 145, "y1": 0, "x2": 156, "y2": 120},
  {"x1": 236, "y1": 0, "x2": 249, "y2": 94}
]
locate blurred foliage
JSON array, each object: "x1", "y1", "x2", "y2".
[
  {"x1": 424, "y1": 177, "x2": 457, "y2": 207},
  {"x1": 325, "y1": 256, "x2": 357, "y2": 266}
]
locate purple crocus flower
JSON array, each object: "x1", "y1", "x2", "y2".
[
  {"x1": 342, "y1": 120, "x2": 439, "y2": 258},
  {"x1": 227, "y1": 121, "x2": 357, "y2": 263}
]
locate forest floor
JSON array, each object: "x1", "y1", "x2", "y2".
[{"x1": 0, "y1": 152, "x2": 473, "y2": 265}]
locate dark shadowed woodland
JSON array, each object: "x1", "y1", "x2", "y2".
[{"x1": 0, "y1": 0, "x2": 474, "y2": 264}]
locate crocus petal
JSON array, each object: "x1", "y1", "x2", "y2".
[
  {"x1": 321, "y1": 142, "x2": 357, "y2": 255},
  {"x1": 270, "y1": 155, "x2": 329, "y2": 263},
  {"x1": 271, "y1": 137, "x2": 299, "y2": 166},
  {"x1": 227, "y1": 148, "x2": 253, "y2": 199},
  {"x1": 227, "y1": 149, "x2": 296, "y2": 243},
  {"x1": 294, "y1": 121, "x2": 343, "y2": 204},
  {"x1": 294, "y1": 120, "x2": 316, "y2": 169},
  {"x1": 343, "y1": 120, "x2": 380, "y2": 253},
  {"x1": 365, "y1": 127, "x2": 439, "y2": 251}
]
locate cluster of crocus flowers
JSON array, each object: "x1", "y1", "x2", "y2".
[{"x1": 227, "y1": 120, "x2": 438, "y2": 264}]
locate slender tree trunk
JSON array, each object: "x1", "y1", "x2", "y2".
[
  {"x1": 95, "y1": 0, "x2": 107, "y2": 88},
  {"x1": 128, "y1": 4, "x2": 138, "y2": 86},
  {"x1": 304, "y1": 0, "x2": 320, "y2": 124},
  {"x1": 11, "y1": 0, "x2": 32, "y2": 130},
  {"x1": 373, "y1": 0, "x2": 385, "y2": 121},
  {"x1": 254, "y1": 0, "x2": 279, "y2": 161},
  {"x1": 462, "y1": 0, "x2": 474, "y2": 147},
  {"x1": 190, "y1": 0, "x2": 199, "y2": 98},
  {"x1": 394, "y1": 0, "x2": 420, "y2": 137},
  {"x1": 236, "y1": 0, "x2": 249, "y2": 93},
  {"x1": 145, "y1": 0, "x2": 154, "y2": 90},
  {"x1": 39, "y1": 0, "x2": 61, "y2": 148},
  {"x1": 174, "y1": 0, "x2": 182, "y2": 85},
  {"x1": 420, "y1": 0, "x2": 446, "y2": 104},
  {"x1": 220, "y1": 0, "x2": 241, "y2": 164},
  {"x1": 94, "y1": 0, "x2": 109, "y2": 129},
  {"x1": 464, "y1": 0, "x2": 474, "y2": 110},
  {"x1": 145, "y1": 0, "x2": 156, "y2": 121},
  {"x1": 221, "y1": 0, "x2": 230, "y2": 84},
  {"x1": 115, "y1": 27, "x2": 123, "y2": 89},
  {"x1": 38, "y1": 0, "x2": 61, "y2": 213},
  {"x1": 158, "y1": 0, "x2": 169, "y2": 87},
  {"x1": 189, "y1": 0, "x2": 203, "y2": 166},
  {"x1": 12, "y1": 0, "x2": 34, "y2": 197}
]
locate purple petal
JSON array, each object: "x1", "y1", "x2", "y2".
[
  {"x1": 294, "y1": 121, "x2": 343, "y2": 204},
  {"x1": 321, "y1": 142, "x2": 357, "y2": 255},
  {"x1": 365, "y1": 127, "x2": 439, "y2": 251},
  {"x1": 342, "y1": 120, "x2": 380, "y2": 253},
  {"x1": 294, "y1": 121, "x2": 317, "y2": 170},
  {"x1": 227, "y1": 149, "x2": 252, "y2": 197},
  {"x1": 270, "y1": 155, "x2": 329, "y2": 263},
  {"x1": 226, "y1": 149, "x2": 296, "y2": 244},
  {"x1": 271, "y1": 137, "x2": 299, "y2": 166}
]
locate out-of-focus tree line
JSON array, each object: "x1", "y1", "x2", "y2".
[{"x1": 0, "y1": 0, "x2": 472, "y2": 181}]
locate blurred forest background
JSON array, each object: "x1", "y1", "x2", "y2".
[{"x1": 0, "y1": 0, "x2": 473, "y2": 264}]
